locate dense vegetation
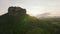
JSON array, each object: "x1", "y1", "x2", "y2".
[{"x1": 0, "y1": 14, "x2": 60, "y2": 34}]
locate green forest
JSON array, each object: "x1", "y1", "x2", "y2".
[{"x1": 0, "y1": 6, "x2": 60, "y2": 34}]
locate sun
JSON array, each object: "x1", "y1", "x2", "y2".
[{"x1": 27, "y1": 10, "x2": 40, "y2": 16}]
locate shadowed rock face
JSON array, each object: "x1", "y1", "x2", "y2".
[{"x1": 8, "y1": 6, "x2": 26, "y2": 16}]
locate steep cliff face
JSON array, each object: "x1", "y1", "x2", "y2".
[{"x1": 8, "y1": 6, "x2": 26, "y2": 16}]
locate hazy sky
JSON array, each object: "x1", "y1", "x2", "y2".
[{"x1": 0, "y1": 0, "x2": 60, "y2": 16}]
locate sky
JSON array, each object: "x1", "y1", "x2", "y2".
[{"x1": 0, "y1": 0, "x2": 60, "y2": 17}]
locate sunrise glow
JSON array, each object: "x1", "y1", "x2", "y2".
[{"x1": 27, "y1": 10, "x2": 40, "y2": 16}]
